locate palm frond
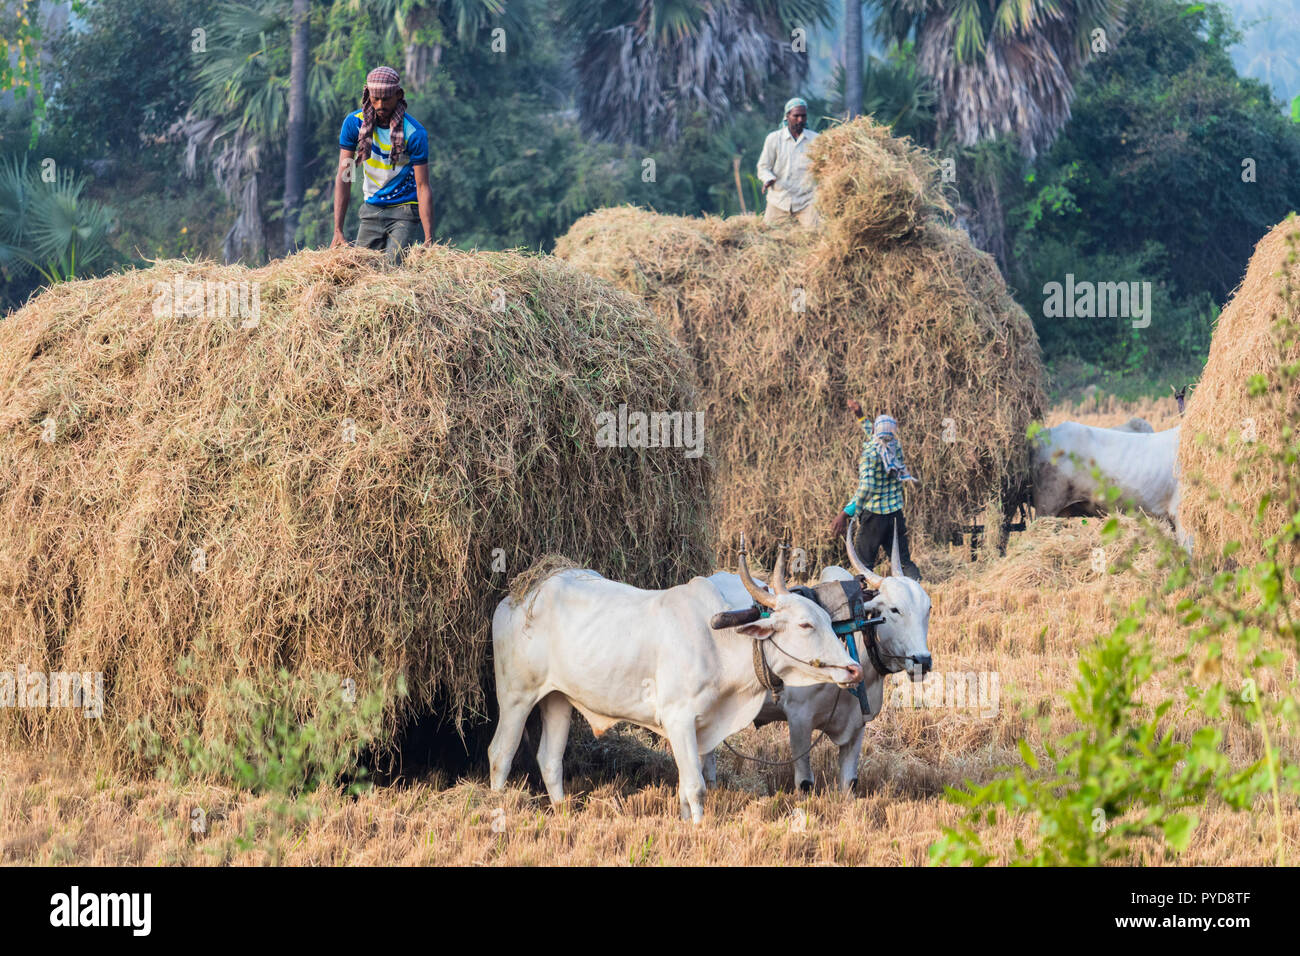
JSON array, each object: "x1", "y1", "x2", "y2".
[
  {"x1": 572, "y1": 0, "x2": 821, "y2": 145},
  {"x1": 876, "y1": 0, "x2": 1125, "y2": 158}
]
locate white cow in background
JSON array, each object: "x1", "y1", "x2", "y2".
[
  {"x1": 488, "y1": 539, "x2": 862, "y2": 823},
  {"x1": 703, "y1": 519, "x2": 932, "y2": 793},
  {"x1": 1030, "y1": 421, "x2": 1190, "y2": 549}
]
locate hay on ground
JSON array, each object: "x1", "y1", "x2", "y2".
[
  {"x1": 555, "y1": 117, "x2": 1044, "y2": 566},
  {"x1": 0, "y1": 244, "x2": 713, "y2": 771},
  {"x1": 1179, "y1": 214, "x2": 1300, "y2": 566}
]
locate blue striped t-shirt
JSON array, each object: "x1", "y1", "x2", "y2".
[{"x1": 339, "y1": 111, "x2": 429, "y2": 206}]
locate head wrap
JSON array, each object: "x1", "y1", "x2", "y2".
[
  {"x1": 782, "y1": 97, "x2": 808, "y2": 125},
  {"x1": 357, "y1": 66, "x2": 408, "y2": 163},
  {"x1": 872, "y1": 415, "x2": 917, "y2": 483}
]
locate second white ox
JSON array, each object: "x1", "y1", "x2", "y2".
[
  {"x1": 1030, "y1": 421, "x2": 1190, "y2": 548},
  {"x1": 703, "y1": 518, "x2": 932, "y2": 792},
  {"x1": 488, "y1": 540, "x2": 863, "y2": 823}
]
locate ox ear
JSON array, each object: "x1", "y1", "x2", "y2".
[
  {"x1": 861, "y1": 591, "x2": 888, "y2": 615},
  {"x1": 737, "y1": 619, "x2": 776, "y2": 640}
]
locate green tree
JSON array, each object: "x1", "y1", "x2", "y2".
[
  {"x1": 828, "y1": 42, "x2": 936, "y2": 143},
  {"x1": 873, "y1": 0, "x2": 1125, "y2": 262},
  {"x1": 1004, "y1": 0, "x2": 1300, "y2": 372},
  {"x1": 46, "y1": 0, "x2": 209, "y2": 160},
  {"x1": 558, "y1": 0, "x2": 833, "y2": 145}
]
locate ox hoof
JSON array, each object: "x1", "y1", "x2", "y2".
[{"x1": 798, "y1": 780, "x2": 813, "y2": 794}]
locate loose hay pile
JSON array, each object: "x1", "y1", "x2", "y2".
[
  {"x1": 555, "y1": 118, "x2": 1045, "y2": 564},
  {"x1": 1179, "y1": 214, "x2": 1300, "y2": 565},
  {"x1": 0, "y1": 245, "x2": 712, "y2": 771}
]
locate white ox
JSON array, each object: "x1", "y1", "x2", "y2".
[
  {"x1": 702, "y1": 519, "x2": 932, "y2": 792},
  {"x1": 1030, "y1": 421, "x2": 1190, "y2": 548},
  {"x1": 1114, "y1": 416, "x2": 1154, "y2": 433},
  {"x1": 488, "y1": 540, "x2": 863, "y2": 823}
]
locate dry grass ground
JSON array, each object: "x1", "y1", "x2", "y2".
[{"x1": 4, "y1": 388, "x2": 1295, "y2": 865}]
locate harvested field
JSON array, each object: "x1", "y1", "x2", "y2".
[{"x1": 4, "y1": 500, "x2": 1296, "y2": 865}]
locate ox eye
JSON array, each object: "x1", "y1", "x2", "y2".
[
  {"x1": 890, "y1": 608, "x2": 900, "y2": 614},
  {"x1": 799, "y1": 622, "x2": 814, "y2": 629}
]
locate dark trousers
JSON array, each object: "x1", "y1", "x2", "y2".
[{"x1": 854, "y1": 510, "x2": 921, "y2": 581}]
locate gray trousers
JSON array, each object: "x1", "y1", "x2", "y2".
[{"x1": 355, "y1": 201, "x2": 424, "y2": 259}]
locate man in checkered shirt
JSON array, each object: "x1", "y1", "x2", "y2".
[{"x1": 829, "y1": 399, "x2": 922, "y2": 581}]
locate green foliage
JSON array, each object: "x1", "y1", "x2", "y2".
[
  {"x1": 1005, "y1": 0, "x2": 1300, "y2": 374},
  {"x1": 46, "y1": 0, "x2": 211, "y2": 158},
  {"x1": 0, "y1": 153, "x2": 116, "y2": 287},
  {"x1": 931, "y1": 623, "x2": 1247, "y2": 865},
  {"x1": 130, "y1": 657, "x2": 401, "y2": 796},
  {"x1": 827, "y1": 42, "x2": 937, "y2": 143},
  {"x1": 931, "y1": 228, "x2": 1300, "y2": 866},
  {"x1": 1012, "y1": 234, "x2": 1217, "y2": 371}
]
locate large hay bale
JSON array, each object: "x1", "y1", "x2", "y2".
[
  {"x1": 555, "y1": 118, "x2": 1044, "y2": 562},
  {"x1": 1179, "y1": 214, "x2": 1300, "y2": 563},
  {"x1": 0, "y1": 245, "x2": 712, "y2": 770}
]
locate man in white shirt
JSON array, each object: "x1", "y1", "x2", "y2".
[{"x1": 757, "y1": 97, "x2": 820, "y2": 229}]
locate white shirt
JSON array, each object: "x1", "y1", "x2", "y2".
[{"x1": 756, "y1": 126, "x2": 819, "y2": 212}]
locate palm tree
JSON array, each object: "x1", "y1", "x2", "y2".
[
  {"x1": 874, "y1": 0, "x2": 1124, "y2": 160},
  {"x1": 559, "y1": 0, "x2": 834, "y2": 145},
  {"x1": 284, "y1": 0, "x2": 311, "y2": 254},
  {"x1": 844, "y1": 0, "x2": 862, "y2": 117},
  {"x1": 872, "y1": 0, "x2": 1123, "y2": 264},
  {"x1": 0, "y1": 155, "x2": 116, "y2": 285},
  {"x1": 829, "y1": 44, "x2": 936, "y2": 141},
  {"x1": 357, "y1": 0, "x2": 515, "y2": 90},
  {"x1": 172, "y1": 0, "x2": 334, "y2": 263}
]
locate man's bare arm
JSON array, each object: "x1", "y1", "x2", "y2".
[
  {"x1": 332, "y1": 148, "x2": 355, "y2": 248},
  {"x1": 414, "y1": 164, "x2": 434, "y2": 243}
]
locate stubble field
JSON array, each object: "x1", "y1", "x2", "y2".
[{"x1": 2, "y1": 396, "x2": 1293, "y2": 867}]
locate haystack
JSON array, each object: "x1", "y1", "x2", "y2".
[
  {"x1": 0, "y1": 245, "x2": 713, "y2": 770},
  {"x1": 555, "y1": 118, "x2": 1045, "y2": 564},
  {"x1": 1179, "y1": 214, "x2": 1300, "y2": 565}
]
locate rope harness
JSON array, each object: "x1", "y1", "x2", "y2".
[
  {"x1": 721, "y1": 579, "x2": 889, "y2": 769},
  {"x1": 722, "y1": 687, "x2": 841, "y2": 767}
]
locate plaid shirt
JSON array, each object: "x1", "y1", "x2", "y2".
[{"x1": 845, "y1": 416, "x2": 906, "y2": 516}]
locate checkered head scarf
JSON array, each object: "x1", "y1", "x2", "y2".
[{"x1": 357, "y1": 66, "x2": 407, "y2": 163}]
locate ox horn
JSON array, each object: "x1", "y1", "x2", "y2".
[
  {"x1": 845, "y1": 517, "x2": 883, "y2": 587},
  {"x1": 738, "y1": 534, "x2": 778, "y2": 609},
  {"x1": 890, "y1": 518, "x2": 902, "y2": 578},
  {"x1": 771, "y1": 540, "x2": 791, "y2": 595}
]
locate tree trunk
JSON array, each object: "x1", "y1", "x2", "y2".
[
  {"x1": 283, "y1": 0, "x2": 310, "y2": 256},
  {"x1": 844, "y1": 0, "x2": 862, "y2": 119},
  {"x1": 402, "y1": 5, "x2": 441, "y2": 90}
]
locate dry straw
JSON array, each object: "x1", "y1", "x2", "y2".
[
  {"x1": 0, "y1": 244, "x2": 713, "y2": 770},
  {"x1": 1179, "y1": 214, "x2": 1300, "y2": 565},
  {"x1": 555, "y1": 117, "x2": 1045, "y2": 566}
]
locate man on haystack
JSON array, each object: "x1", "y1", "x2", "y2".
[
  {"x1": 757, "y1": 97, "x2": 820, "y2": 229},
  {"x1": 830, "y1": 399, "x2": 923, "y2": 581},
  {"x1": 332, "y1": 66, "x2": 433, "y2": 258}
]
